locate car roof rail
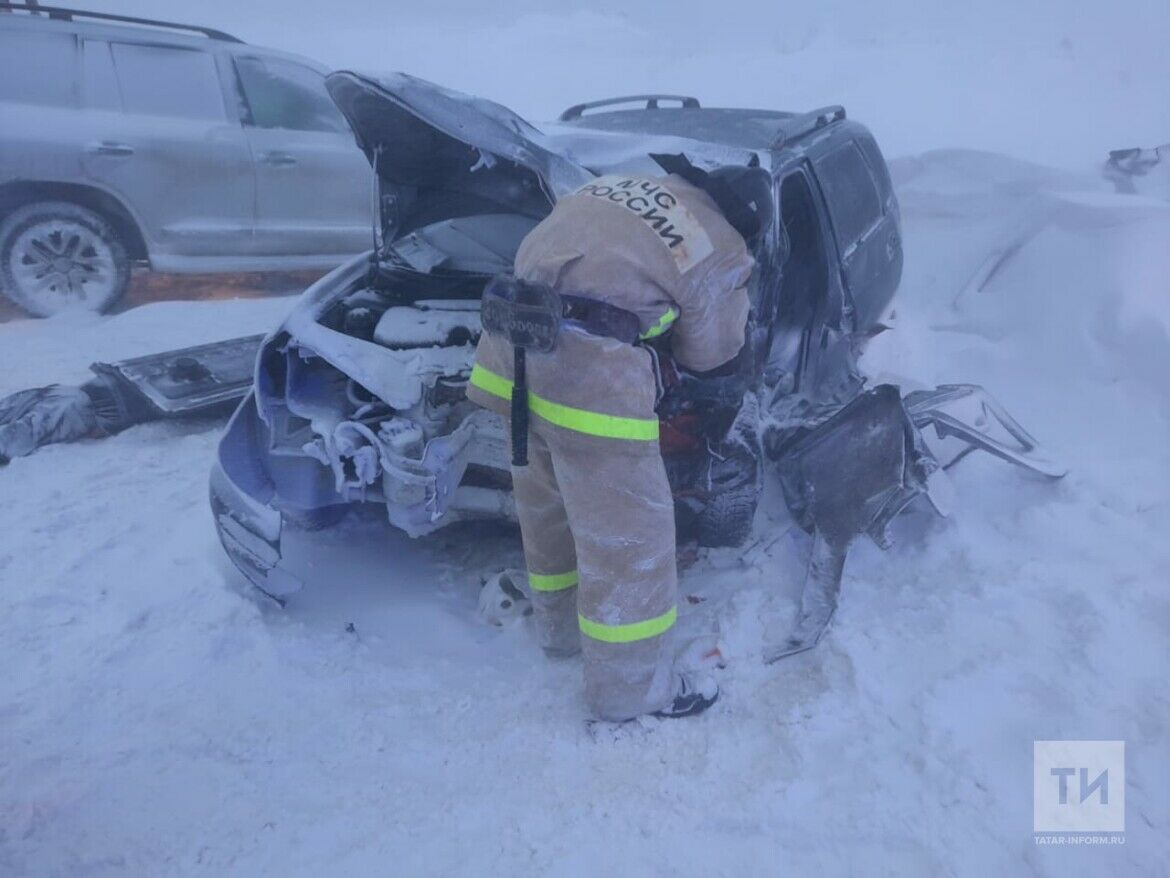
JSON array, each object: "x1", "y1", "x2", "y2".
[
  {"x1": 0, "y1": 2, "x2": 245, "y2": 43},
  {"x1": 559, "y1": 94, "x2": 700, "y2": 122},
  {"x1": 774, "y1": 105, "x2": 846, "y2": 147}
]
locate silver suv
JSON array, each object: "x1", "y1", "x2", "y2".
[{"x1": 0, "y1": 4, "x2": 372, "y2": 316}]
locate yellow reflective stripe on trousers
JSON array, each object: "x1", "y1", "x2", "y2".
[
  {"x1": 639, "y1": 305, "x2": 679, "y2": 340},
  {"x1": 528, "y1": 570, "x2": 578, "y2": 592},
  {"x1": 578, "y1": 606, "x2": 677, "y2": 644},
  {"x1": 469, "y1": 364, "x2": 659, "y2": 441}
]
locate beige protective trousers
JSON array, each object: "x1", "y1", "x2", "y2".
[{"x1": 509, "y1": 419, "x2": 678, "y2": 721}]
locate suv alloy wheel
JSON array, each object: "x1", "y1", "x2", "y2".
[{"x1": 0, "y1": 201, "x2": 131, "y2": 317}]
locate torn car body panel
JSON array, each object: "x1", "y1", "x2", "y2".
[
  {"x1": 1, "y1": 334, "x2": 263, "y2": 463},
  {"x1": 760, "y1": 379, "x2": 1066, "y2": 662},
  {"x1": 92, "y1": 334, "x2": 264, "y2": 416},
  {"x1": 904, "y1": 384, "x2": 1068, "y2": 479},
  {"x1": 763, "y1": 385, "x2": 938, "y2": 661}
]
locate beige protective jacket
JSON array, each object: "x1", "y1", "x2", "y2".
[{"x1": 468, "y1": 172, "x2": 754, "y2": 449}]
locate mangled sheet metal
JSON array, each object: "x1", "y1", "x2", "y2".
[
  {"x1": 0, "y1": 335, "x2": 262, "y2": 463},
  {"x1": 764, "y1": 385, "x2": 938, "y2": 661},
  {"x1": 91, "y1": 335, "x2": 263, "y2": 417},
  {"x1": 904, "y1": 384, "x2": 1067, "y2": 479},
  {"x1": 1104, "y1": 144, "x2": 1170, "y2": 199},
  {"x1": 761, "y1": 381, "x2": 1065, "y2": 662}
]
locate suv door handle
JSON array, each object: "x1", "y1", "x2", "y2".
[
  {"x1": 87, "y1": 141, "x2": 135, "y2": 157},
  {"x1": 261, "y1": 151, "x2": 297, "y2": 167}
]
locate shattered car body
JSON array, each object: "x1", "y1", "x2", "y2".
[
  {"x1": 1, "y1": 334, "x2": 260, "y2": 464},
  {"x1": 206, "y1": 74, "x2": 1064, "y2": 611}
]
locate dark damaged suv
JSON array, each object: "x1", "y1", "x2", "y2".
[{"x1": 211, "y1": 73, "x2": 905, "y2": 599}]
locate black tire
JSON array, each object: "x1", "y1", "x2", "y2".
[
  {"x1": 697, "y1": 483, "x2": 760, "y2": 548},
  {"x1": 0, "y1": 201, "x2": 131, "y2": 317}
]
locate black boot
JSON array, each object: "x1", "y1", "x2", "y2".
[{"x1": 653, "y1": 673, "x2": 719, "y2": 719}]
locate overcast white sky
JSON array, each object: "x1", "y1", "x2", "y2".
[{"x1": 50, "y1": 0, "x2": 1170, "y2": 166}]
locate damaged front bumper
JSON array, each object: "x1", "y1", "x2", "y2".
[
  {"x1": 210, "y1": 391, "x2": 300, "y2": 600},
  {"x1": 210, "y1": 459, "x2": 297, "y2": 600},
  {"x1": 212, "y1": 384, "x2": 514, "y2": 599}
]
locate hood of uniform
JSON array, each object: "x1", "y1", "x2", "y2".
[{"x1": 325, "y1": 71, "x2": 593, "y2": 248}]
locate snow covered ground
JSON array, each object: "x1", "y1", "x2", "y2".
[
  {"x1": 2, "y1": 151, "x2": 1166, "y2": 876},
  {"x1": 3, "y1": 2, "x2": 1169, "y2": 874}
]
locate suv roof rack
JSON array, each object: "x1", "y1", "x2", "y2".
[
  {"x1": 774, "y1": 105, "x2": 846, "y2": 147},
  {"x1": 0, "y1": 2, "x2": 244, "y2": 43},
  {"x1": 559, "y1": 94, "x2": 700, "y2": 122}
]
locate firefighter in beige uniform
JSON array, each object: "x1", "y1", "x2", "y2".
[{"x1": 468, "y1": 161, "x2": 767, "y2": 721}]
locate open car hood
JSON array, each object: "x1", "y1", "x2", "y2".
[{"x1": 325, "y1": 71, "x2": 593, "y2": 246}]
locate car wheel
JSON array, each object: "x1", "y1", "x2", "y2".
[
  {"x1": 697, "y1": 483, "x2": 760, "y2": 548},
  {"x1": 0, "y1": 201, "x2": 131, "y2": 317}
]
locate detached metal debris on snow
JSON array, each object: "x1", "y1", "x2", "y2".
[
  {"x1": 760, "y1": 381, "x2": 1067, "y2": 663},
  {"x1": 0, "y1": 335, "x2": 261, "y2": 464},
  {"x1": 1103, "y1": 143, "x2": 1170, "y2": 198}
]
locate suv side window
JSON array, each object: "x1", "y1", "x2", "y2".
[
  {"x1": 234, "y1": 56, "x2": 346, "y2": 133},
  {"x1": 0, "y1": 30, "x2": 77, "y2": 107},
  {"x1": 813, "y1": 141, "x2": 883, "y2": 252},
  {"x1": 109, "y1": 43, "x2": 226, "y2": 121},
  {"x1": 855, "y1": 133, "x2": 894, "y2": 205}
]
